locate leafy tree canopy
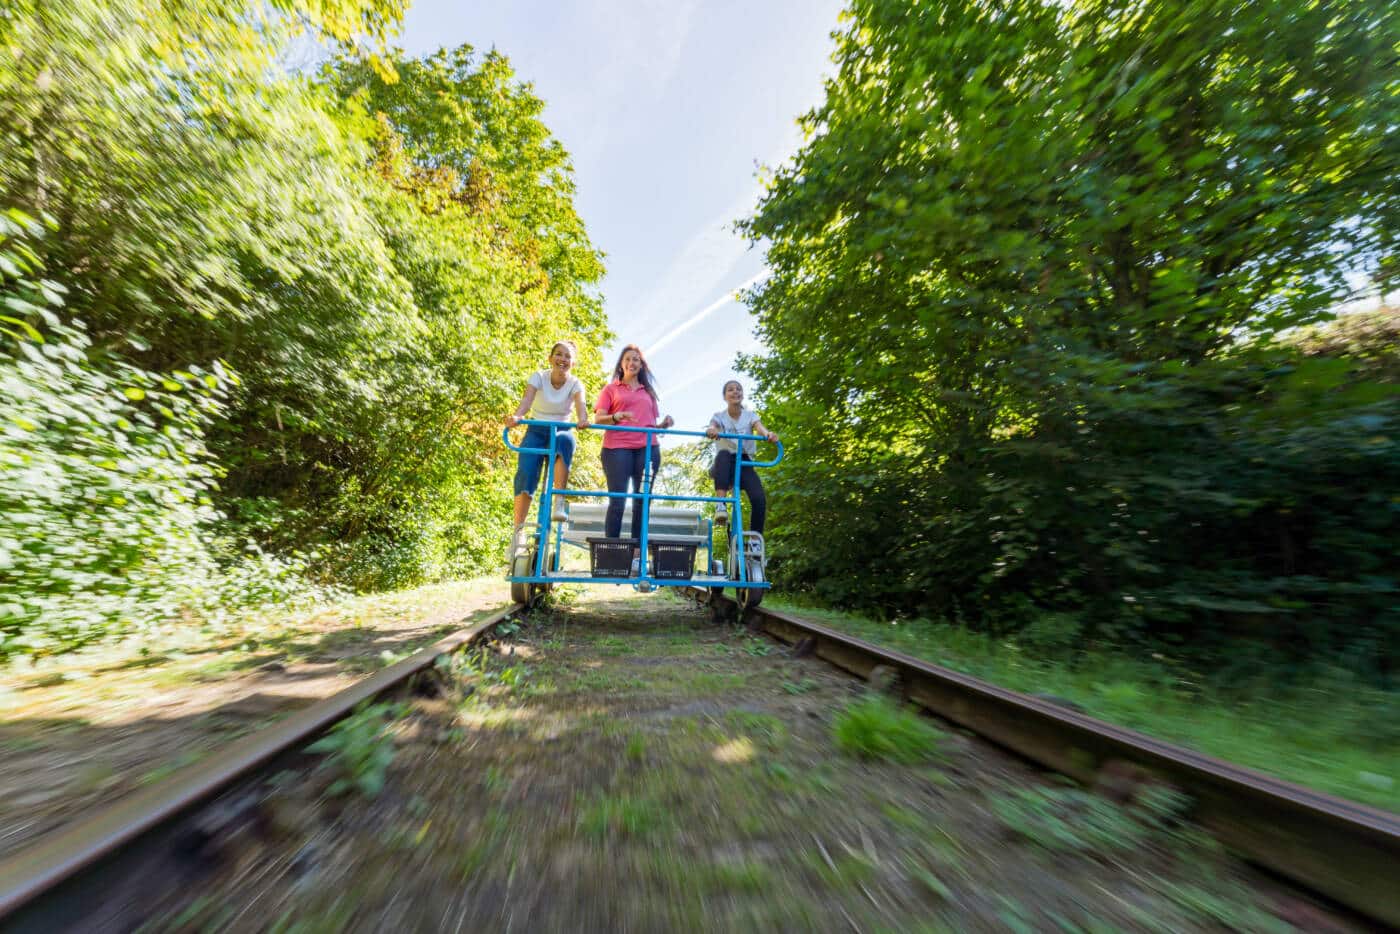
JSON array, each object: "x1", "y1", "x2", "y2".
[
  {"x1": 1, "y1": 0, "x2": 609, "y2": 657},
  {"x1": 743, "y1": 0, "x2": 1399, "y2": 675}
]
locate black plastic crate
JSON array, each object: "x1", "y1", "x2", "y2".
[
  {"x1": 647, "y1": 537, "x2": 697, "y2": 580},
  {"x1": 588, "y1": 537, "x2": 635, "y2": 577}
]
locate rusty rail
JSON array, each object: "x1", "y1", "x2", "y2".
[
  {"x1": 690, "y1": 588, "x2": 1400, "y2": 927},
  {"x1": 0, "y1": 602, "x2": 521, "y2": 926}
]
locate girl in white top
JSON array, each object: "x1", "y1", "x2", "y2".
[
  {"x1": 704, "y1": 379, "x2": 778, "y2": 534},
  {"x1": 505, "y1": 341, "x2": 589, "y2": 533}
]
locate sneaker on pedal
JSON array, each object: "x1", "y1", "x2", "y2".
[
  {"x1": 630, "y1": 556, "x2": 640, "y2": 577},
  {"x1": 714, "y1": 503, "x2": 728, "y2": 528},
  {"x1": 552, "y1": 498, "x2": 569, "y2": 523},
  {"x1": 507, "y1": 526, "x2": 527, "y2": 564}
]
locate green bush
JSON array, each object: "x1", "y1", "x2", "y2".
[
  {"x1": 1, "y1": 224, "x2": 217, "y2": 656},
  {"x1": 1, "y1": 216, "x2": 333, "y2": 658}
]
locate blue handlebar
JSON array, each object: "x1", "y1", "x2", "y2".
[{"x1": 503, "y1": 419, "x2": 784, "y2": 466}]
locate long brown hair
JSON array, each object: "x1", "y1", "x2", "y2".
[{"x1": 611, "y1": 344, "x2": 659, "y2": 401}]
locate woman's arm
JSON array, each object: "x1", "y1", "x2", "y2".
[
  {"x1": 505, "y1": 385, "x2": 538, "y2": 427},
  {"x1": 593, "y1": 384, "x2": 630, "y2": 424},
  {"x1": 573, "y1": 384, "x2": 589, "y2": 429},
  {"x1": 705, "y1": 416, "x2": 722, "y2": 439},
  {"x1": 751, "y1": 417, "x2": 778, "y2": 443}
]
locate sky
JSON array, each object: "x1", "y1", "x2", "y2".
[{"x1": 397, "y1": 0, "x2": 847, "y2": 439}]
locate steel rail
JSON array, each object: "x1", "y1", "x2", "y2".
[
  {"x1": 0, "y1": 602, "x2": 521, "y2": 924},
  {"x1": 688, "y1": 588, "x2": 1400, "y2": 927}
]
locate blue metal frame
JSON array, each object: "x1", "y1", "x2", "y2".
[{"x1": 503, "y1": 419, "x2": 783, "y2": 589}]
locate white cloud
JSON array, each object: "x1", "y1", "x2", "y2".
[
  {"x1": 625, "y1": 183, "x2": 763, "y2": 341},
  {"x1": 564, "y1": 0, "x2": 700, "y2": 154},
  {"x1": 647, "y1": 268, "x2": 770, "y2": 356},
  {"x1": 663, "y1": 328, "x2": 763, "y2": 400},
  {"x1": 626, "y1": 133, "x2": 806, "y2": 346}
]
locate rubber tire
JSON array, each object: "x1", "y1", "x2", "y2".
[
  {"x1": 738, "y1": 556, "x2": 764, "y2": 610},
  {"x1": 510, "y1": 551, "x2": 533, "y2": 605}
]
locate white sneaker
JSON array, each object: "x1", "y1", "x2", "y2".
[
  {"x1": 714, "y1": 503, "x2": 728, "y2": 527},
  {"x1": 508, "y1": 526, "x2": 527, "y2": 564},
  {"x1": 552, "y1": 498, "x2": 569, "y2": 523},
  {"x1": 630, "y1": 556, "x2": 640, "y2": 577}
]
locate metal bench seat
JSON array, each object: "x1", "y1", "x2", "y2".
[{"x1": 561, "y1": 502, "x2": 708, "y2": 548}]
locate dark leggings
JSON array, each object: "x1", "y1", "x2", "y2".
[
  {"x1": 602, "y1": 445, "x2": 660, "y2": 540},
  {"x1": 712, "y1": 450, "x2": 767, "y2": 535}
]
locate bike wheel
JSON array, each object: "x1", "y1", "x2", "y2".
[
  {"x1": 510, "y1": 551, "x2": 533, "y2": 605},
  {"x1": 738, "y1": 557, "x2": 764, "y2": 609}
]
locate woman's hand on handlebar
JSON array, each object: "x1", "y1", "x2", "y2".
[
  {"x1": 658, "y1": 415, "x2": 675, "y2": 429},
  {"x1": 505, "y1": 414, "x2": 521, "y2": 428}
]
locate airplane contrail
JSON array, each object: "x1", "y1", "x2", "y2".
[{"x1": 646, "y1": 268, "x2": 770, "y2": 357}]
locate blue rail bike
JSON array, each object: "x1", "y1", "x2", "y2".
[{"x1": 502, "y1": 420, "x2": 784, "y2": 609}]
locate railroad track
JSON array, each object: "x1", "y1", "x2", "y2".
[
  {"x1": 2, "y1": 589, "x2": 1396, "y2": 929},
  {"x1": 688, "y1": 586, "x2": 1400, "y2": 928}
]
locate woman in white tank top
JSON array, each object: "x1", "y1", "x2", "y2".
[
  {"x1": 505, "y1": 341, "x2": 589, "y2": 543},
  {"x1": 705, "y1": 379, "x2": 778, "y2": 535}
]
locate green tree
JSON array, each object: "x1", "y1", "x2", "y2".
[
  {"x1": 743, "y1": 0, "x2": 1399, "y2": 673},
  {"x1": 1, "y1": 0, "x2": 610, "y2": 655},
  {"x1": 299, "y1": 48, "x2": 609, "y2": 586},
  {"x1": 323, "y1": 46, "x2": 607, "y2": 339}
]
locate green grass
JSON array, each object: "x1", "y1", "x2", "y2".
[
  {"x1": 725, "y1": 710, "x2": 787, "y2": 748},
  {"x1": 593, "y1": 635, "x2": 637, "y2": 656},
  {"x1": 769, "y1": 597, "x2": 1400, "y2": 812},
  {"x1": 576, "y1": 792, "x2": 666, "y2": 839},
  {"x1": 832, "y1": 696, "x2": 943, "y2": 763},
  {"x1": 990, "y1": 786, "x2": 1154, "y2": 854},
  {"x1": 700, "y1": 859, "x2": 773, "y2": 894},
  {"x1": 682, "y1": 671, "x2": 749, "y2": 695},
  {"x1": 804, "y1": 847, "x2": 878, "y2": 889}
]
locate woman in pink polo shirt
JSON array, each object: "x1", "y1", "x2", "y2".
[{"x1": 594, "y1": 344, "x2": 674, "y2": 544}]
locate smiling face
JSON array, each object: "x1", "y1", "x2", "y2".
[
  {"x1": 549, "y1": 343, "x2": 574, "y2": 371},
  {"x1": 621, "y1": 349, "x2": 643, "y2": 378},
  {"x1": 723, "y1": 380, "x2": 744, "y2": 405}
]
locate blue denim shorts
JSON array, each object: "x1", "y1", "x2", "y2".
[{"x1": 513, "y1": 424, "x2": 575, "y2": 496}]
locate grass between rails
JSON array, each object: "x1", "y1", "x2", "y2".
[{"x1": 765, "y1": 597, "x2": 1400, "y2": 813}]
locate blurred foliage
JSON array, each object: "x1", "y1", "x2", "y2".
[
  {"x1": 0, "y1": 0, "x2": 605, "y2": 658},
  {"x1": 307, "y1": 702, "x2": 402, "y2": 798},
  {"x1": 0, "y1": 215, "x2": 325, "y2": 657},
  {"x1": 990, "y1": 785, "x2": 1194, "y2": 854},
  {"x1": 743, "y1": 0, "x2": 1399, "y2": 677}
]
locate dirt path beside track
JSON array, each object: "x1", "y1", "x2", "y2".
[{"x1": 0, "y1": 581, "x2": 504, "y2": 861}]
